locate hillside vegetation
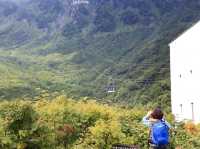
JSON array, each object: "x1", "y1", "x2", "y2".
[
  {"x1": 1, "y1": 1, "x2": 200, "y2": 148},
  {"x1": 0, "y1": 97, "x2": 200, "y2": 149},
  {"x1": 0, "y1": 0, "x2": 199, "y2": 105}
]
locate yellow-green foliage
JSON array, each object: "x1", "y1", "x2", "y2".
[{"x1": 0, "y1": 96, "x2": 199, "y2": 149}]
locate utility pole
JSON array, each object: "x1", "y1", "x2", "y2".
[{"x1": 191, "y1": 102, "x2": 194, "y2": 122}]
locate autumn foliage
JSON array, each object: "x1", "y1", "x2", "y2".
[{"x1": 0, "y1": 96, "x2": 199, "y2": 149}]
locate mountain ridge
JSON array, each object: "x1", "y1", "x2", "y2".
[{"x1": 0, "y1": 0, "x2": 200, "y2": 107}]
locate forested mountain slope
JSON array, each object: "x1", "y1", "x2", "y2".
[{"x1": 0, "y1": 0, "x2": 200, "y2": 106}]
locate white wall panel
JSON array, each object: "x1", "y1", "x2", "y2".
[{"x1": 170, "y1": 21, "x2": 200, "y2": 123}]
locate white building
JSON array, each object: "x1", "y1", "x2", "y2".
[{"x1": 170, "y1": 21, "x2": 200, "y2": 123}]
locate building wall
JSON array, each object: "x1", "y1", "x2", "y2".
[{"x1": 170, "y1": 21, "x2": 200, "y2": 123}]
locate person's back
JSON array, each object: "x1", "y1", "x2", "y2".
[{"x1": 142, "y1": 108, "x2": 170, "y2": 149}]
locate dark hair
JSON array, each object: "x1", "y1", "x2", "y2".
[{"x1": 151, "y1": 108, "x2": 163, "y2": 120}]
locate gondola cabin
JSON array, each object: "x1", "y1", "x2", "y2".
[{"x1": 107, "y1": 84, "x2": 116, "y2": 93}]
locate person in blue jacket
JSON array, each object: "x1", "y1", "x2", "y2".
[{"x1": 142, "y1": 108, "x2": 171, "y2": 149}]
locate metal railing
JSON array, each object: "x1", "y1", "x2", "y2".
[{"x1": 112, "y1": 144, "x2": 139, "y2": 149}]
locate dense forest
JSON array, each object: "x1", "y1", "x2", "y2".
[
  {"x1": 0, "y1": 0, "x2": 200, "y2": 148},
  {"x1": 0, "y1": 0, "x2": 199, "y2": 105}
]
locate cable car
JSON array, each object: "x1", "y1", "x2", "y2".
[
  {"x1": 106, "y1": 78, "x2": 116, "y2": 93},
  {"x1": 107, "y1": 85, "x2": 116, "y2": 93}
]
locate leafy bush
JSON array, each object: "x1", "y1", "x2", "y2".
[{"x1": 0, "y1": 97, "x2": 200, "y2": 148}]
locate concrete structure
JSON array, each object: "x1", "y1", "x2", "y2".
[
  {"x1": 72, "y1": 0, "x2": 89, "y2": 5},
  {"x1": 170, "y1": 21, "x2": 200, "y2": 123}
]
